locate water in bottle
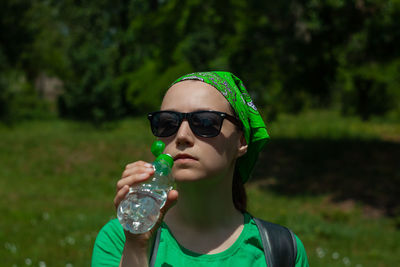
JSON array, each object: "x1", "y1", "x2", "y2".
[{"x1": 117, "y1": 141, "x2": 174, "y2": 234}]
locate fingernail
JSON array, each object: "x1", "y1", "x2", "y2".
[{"x1": 144, "y1": 163, "x2": 153, "y2": 168}]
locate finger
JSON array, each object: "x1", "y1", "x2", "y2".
[
  {"x1": 122, "y1": 163, "x2": 154, "y2": 178},
  {"x1": 124, "y1": 161, "x2": 153, "y2": 170},
  {"x1": 114, "y1": 185, "x2": 130, "y2": 209},
  {"x1": 160, "y1": 190, "x2": 179, "y2": 216},
  {"x1": 125, "y1": 160, "x2": 152, "y2": 167},
  {"x1": 116, "y1": 170, "x2": 154, "y2": 192}
]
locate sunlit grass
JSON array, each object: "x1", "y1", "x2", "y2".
[
  {"x1": 268, "y1": 109, "x2": 400, "y2": 142},
  {"x1": 0, "y1": 119, "x2": 154, "y2": 266}
]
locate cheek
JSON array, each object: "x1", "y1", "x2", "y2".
[
  {"x1": 200, "y1": 145, "x2": 232, "y2": 172},
  {"x1": 209, "y1": 136, "x2": 239, "y2": 163}
]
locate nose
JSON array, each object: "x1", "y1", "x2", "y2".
[{"x1": 175, "y1": 120, "x2": 195, "y2": 147}]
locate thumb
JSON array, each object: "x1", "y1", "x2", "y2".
[
  {"x1": 160, "y1": 189, "x2": 179, "y2": 216},
  {"x1": 147, "y1": 190, "x2": 178, "y2": 237}
]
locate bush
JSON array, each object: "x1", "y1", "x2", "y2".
[
  {"x1": 123, "y1": 60, "x2": 193, "y2": 113},
  {"x1": 0, "y1": 70, "x2": 52, "y2": 124},
  {"x1": 338, "y1": 60, "x2": 400, "y2": 121},
  {"x1": 57, "y1": 39, "x2": 127, "y2": 125}
]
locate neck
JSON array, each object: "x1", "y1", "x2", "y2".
[
  {"x1": 163, "y1": 170, "x2": 246, "y2": 254},
  {"x1": 164, "y1": 173, "x2": 242, "y2": 229}
]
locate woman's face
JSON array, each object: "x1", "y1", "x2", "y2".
[{"x1": 160, "y1": 80, "x2": 247, "y2": 184}]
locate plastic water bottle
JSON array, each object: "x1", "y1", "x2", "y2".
[{"x1": 117, "y1": 141, "x2": 174, "y2": 234}]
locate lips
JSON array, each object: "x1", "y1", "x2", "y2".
[{"x1": 173, "y1": 153, "x2": 197, "y2": 161}]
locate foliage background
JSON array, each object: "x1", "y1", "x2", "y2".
[{"x1": 1, "y1": 0, "x2": 400, "y2": 123}]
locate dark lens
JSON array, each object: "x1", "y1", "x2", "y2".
[
  {"x1": 152, "y1": 112, "x2": 180, "y2": 137},
  {"x1": 191, "y1": 112, "x2": 222, "y2": 137}
]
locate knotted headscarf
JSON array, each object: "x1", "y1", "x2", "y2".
[{"x1": 171, "y1": 71, "x2": 269, "y2": 183}]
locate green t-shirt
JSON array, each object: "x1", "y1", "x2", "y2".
[{"x1": 92, "y1": 214, "x2": 309, "y2": 267}]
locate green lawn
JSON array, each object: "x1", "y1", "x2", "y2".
[{"x1": 1, "y1": 110, "x2": 399, "y2": 266}]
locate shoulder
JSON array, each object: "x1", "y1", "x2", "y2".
[
  {"x1": 92, "y1": 218, "x2": 125, "y2": 267},
  {"x1": 294, "y1": 234, "x2": 309, "y2": 267}
]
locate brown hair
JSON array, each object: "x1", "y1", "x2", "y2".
[
  {"x1": 228, "y1": 103, "x2": 247, "y2": 213},
  {"x1": 232, "y1": 168, "x2": 247, "y2": 213}
]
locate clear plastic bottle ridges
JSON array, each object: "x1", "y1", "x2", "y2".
[{"x1": 117, "y1": 141, "x2": 174, "y2": 234}]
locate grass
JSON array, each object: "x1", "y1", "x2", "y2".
[
  {"x1": 1, "y1": 110, "x2": 399, "y2": 266},
  {"x1": 247, "y1": 187, "x2": 400, "y2": 266},
  {"x1": 0, "y1": 119, "x2": 155, "y2": 266},
  {"x1": 268, "y1": 109, "x2": 400, "y2": 142}
]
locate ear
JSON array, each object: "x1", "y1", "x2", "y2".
[{"x1": 237, "y1": 133, "x2": 248, "y2": 158}]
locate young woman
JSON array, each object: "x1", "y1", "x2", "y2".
[{"x1": 92, "y1": 71, "x2": 309, "y2": 266}]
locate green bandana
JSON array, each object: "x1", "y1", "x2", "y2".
[{"x1": 171, "y1": 71, "x2": 269, "y2": 183}]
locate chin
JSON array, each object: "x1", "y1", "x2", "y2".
[
  {"x1": 172, "y1": 170, "x2": 226, "y2": 187},
  {"x1": 172, "y1": 169, "x2": 208, "y2": 183}
]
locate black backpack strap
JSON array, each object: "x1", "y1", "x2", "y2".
[
  {"x1": 149, "y1": 227, "x2": 161, "y2": 267},
  {"x1": 253, "y1": 217, "x2": 297, "y2": 267}
]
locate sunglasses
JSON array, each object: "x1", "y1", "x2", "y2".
[{"x1": 148, "y1": 110, "x2": 241, "y2": 138}]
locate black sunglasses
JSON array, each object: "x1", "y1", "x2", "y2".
[{"x1": 147, "y1": 110, "x2": 241, "y2": 138}]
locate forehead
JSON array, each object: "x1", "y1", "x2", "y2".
[{"x1": 161, "y1": 80, "x2": 231, "y2": 112}]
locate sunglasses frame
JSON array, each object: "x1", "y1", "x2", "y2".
[{"x1": 147, "y1": 110, "x2": 241, "y2": 138}]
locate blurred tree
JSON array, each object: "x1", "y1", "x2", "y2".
[
  {"x1": 227, "y1": 0, "x2": 400, "y2": 120},
  {"x1": 0, "y1": 0, "x2": 59, "y2": 122},
  {"x1": 56, "y1": 0, "x2": 131, "y2": 123},
  {"x1": 335, "y1": 0, "x2": 400, "y2": 120},
  {"x1": 2, "y1": 0, "x2": 399, "y2": 123}
]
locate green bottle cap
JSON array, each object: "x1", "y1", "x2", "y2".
[
  {"x1": 151, "y1": 140, "x2": 174, "y2": 168},
  {"x1": 151, "y1": 140, "x2": 165, "y2": 157},
  {"x1": 155, "y1": 154, "x2": 174, "y2": 169}
]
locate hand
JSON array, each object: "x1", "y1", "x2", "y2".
[{"x1": 114, "y1": 161, "x2": 179, "y2": 244}]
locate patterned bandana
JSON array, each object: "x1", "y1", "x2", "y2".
[{"x1": 171, "y1": 71, "x2": 269, "y2": 183}]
